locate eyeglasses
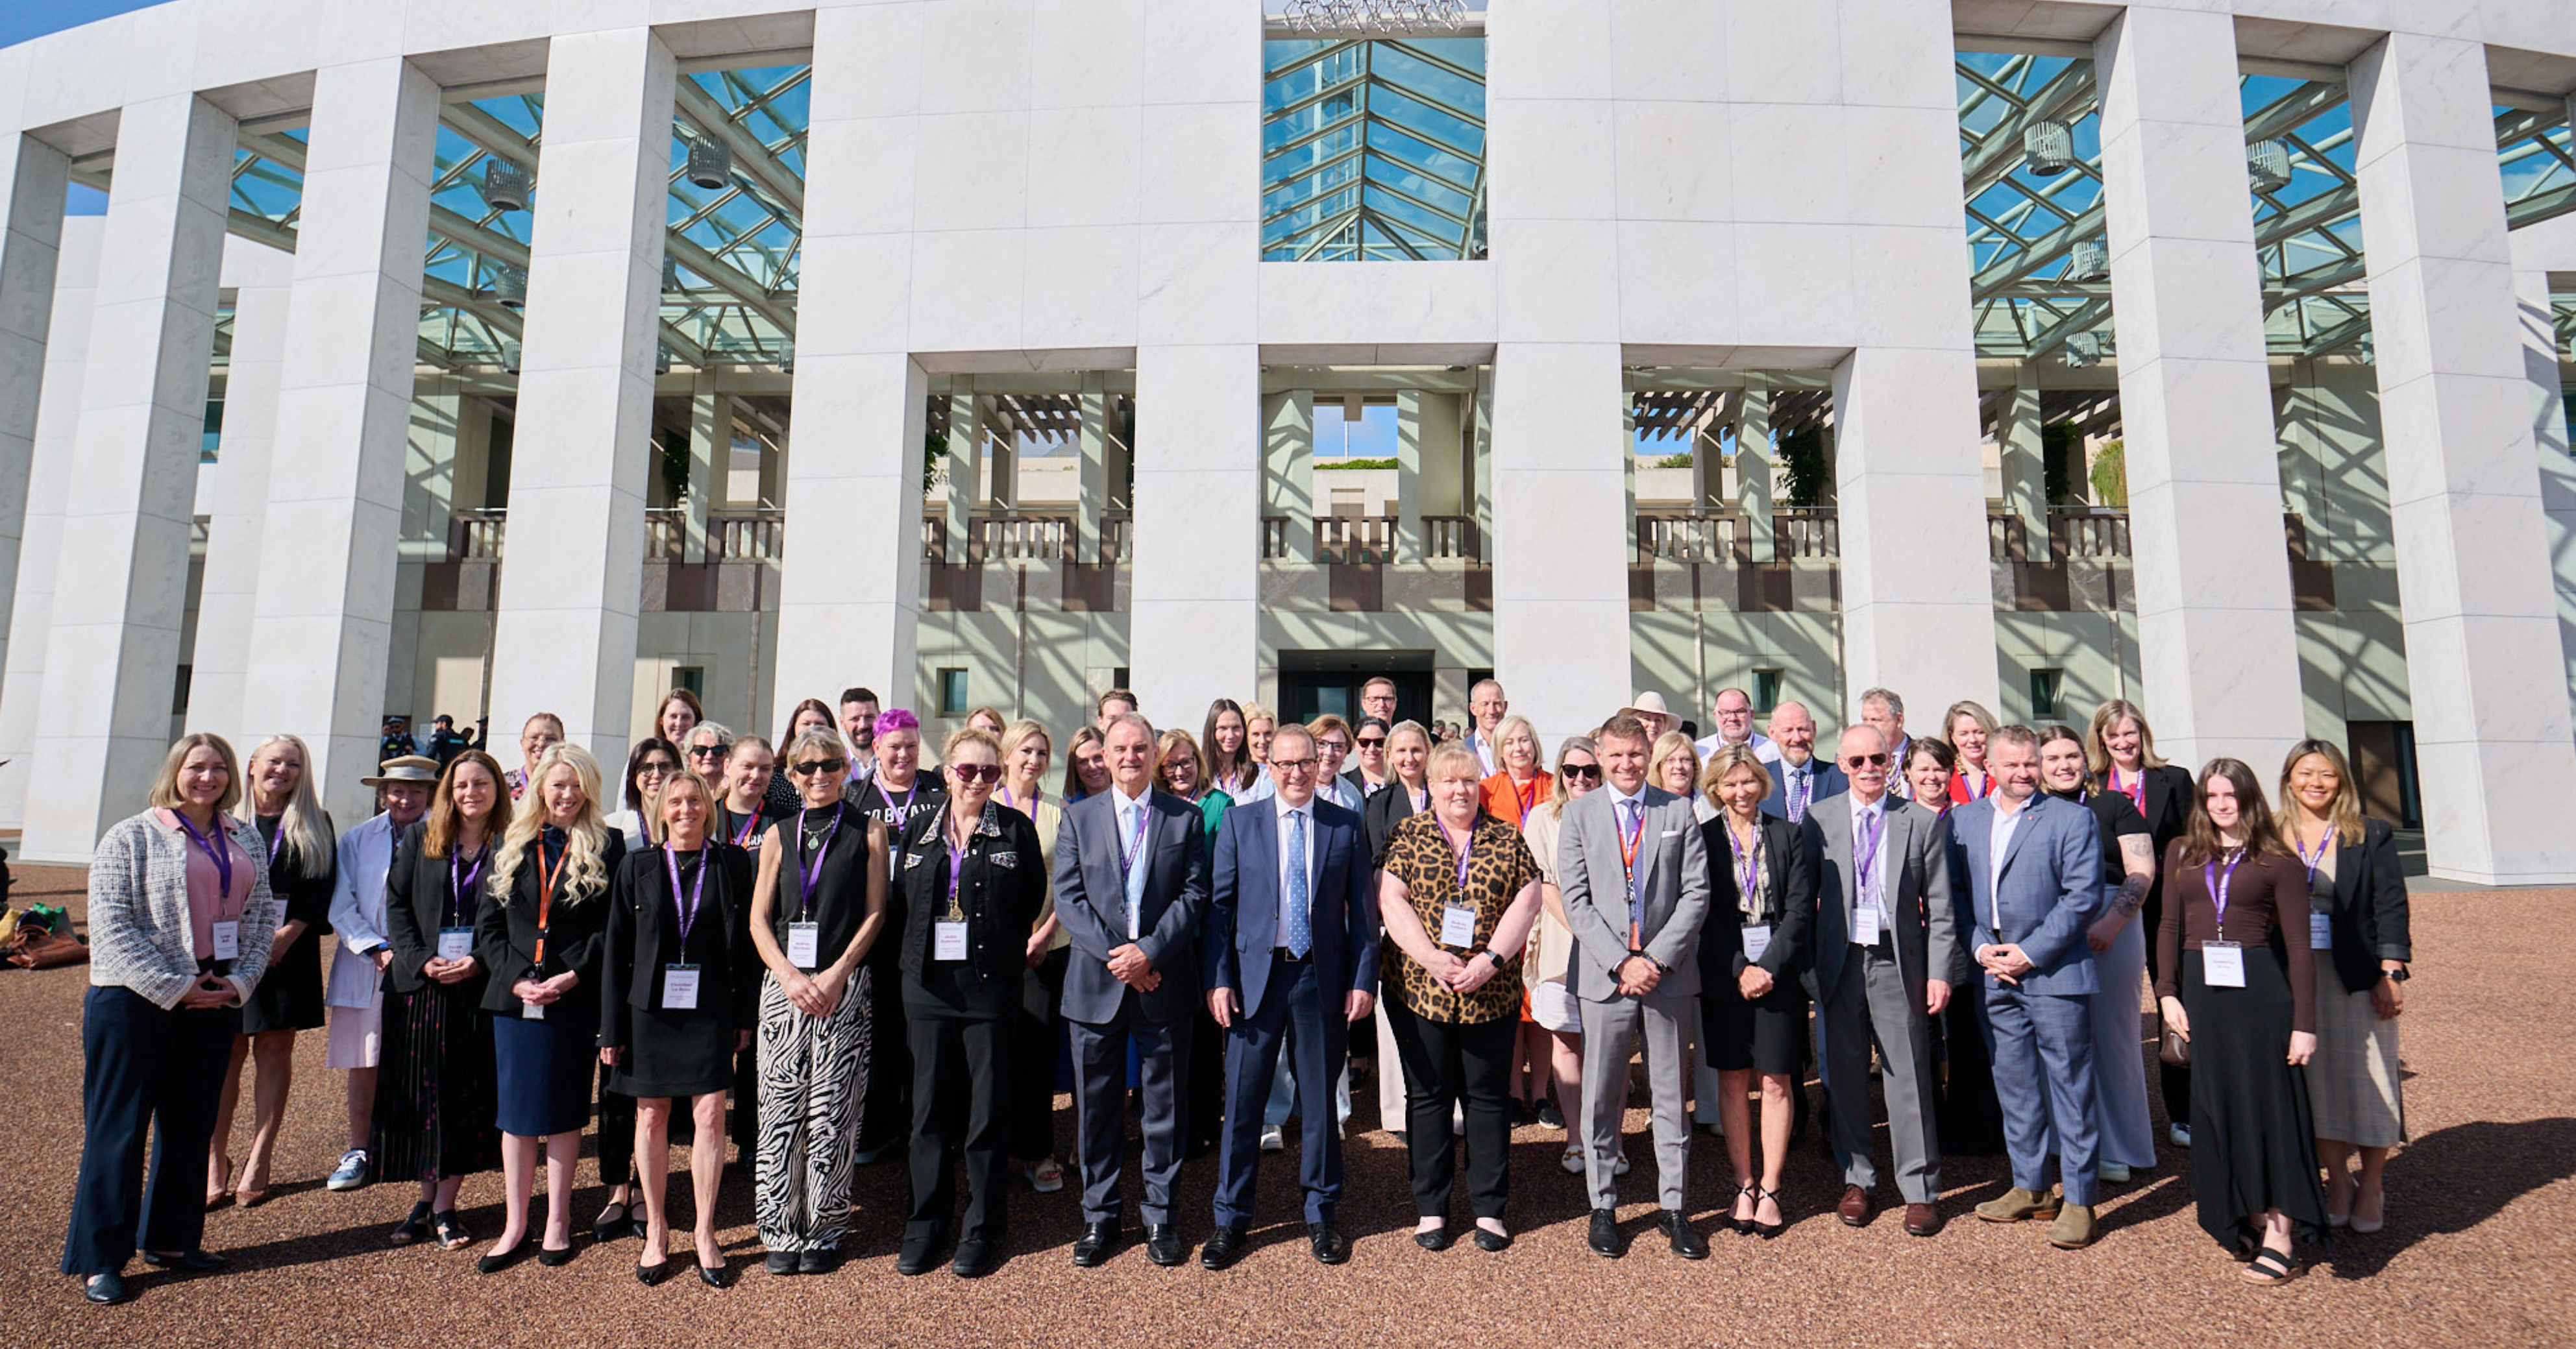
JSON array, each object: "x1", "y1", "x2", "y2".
[
  {"x1": 950, "y1": 763, "x2": 1002, "y2": 784},
  {"x1": 1319, "y1": 741, "x2": 1350, "y2": 755},
  {"x1": 789, "y1": 757, "x2": 848, "y2": 776},
  {"x1": 1560, "y1": 763, "x2": 1602, "y2": 783},
  {"x1": 640, "y1": 760, "x2": 676, "y2": 775},
  {"x1": 1356, "y1": 736, "x2": 1385, "y2": 749},
  {"x1": 1843, "y1": 753, "x2": 1891, "y2": 770},
  {"x1": 688, "y1": 744, "x2": 726, "y2": 760},
  {"x1": 1270, "y1": 757, "x2": 1318, "y2": 775}
]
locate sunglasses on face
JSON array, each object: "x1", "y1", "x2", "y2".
[
  {"x1": 1561, "y1": 763, "x2": 1602, "y2": 782},
  {"x1": 789, "y1": 757, "x2": 848, "y2": 776},
  {"x1": 641, "y1": 760, "x2": 676, "y2": 775},
  {"x1": 950, "y1": 763, "x2": 1002, "y2": 784},
  {"x1": 1356, "y1": 736, "x2": 1385, "y2": 749},
  {"x1": 689, "y1": 744, "x2": 725, "y2": 759},
  {"x1": 1844, "y1": 753, "x2": 1891, "y2": 770}
]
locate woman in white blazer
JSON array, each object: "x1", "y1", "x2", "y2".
[{"x1": 321, "y1": 756, "x2": 440, "y2": 1192}]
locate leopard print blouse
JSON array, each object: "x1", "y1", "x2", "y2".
[{"x1": 1380, "y1": 810, "x2": 1541, "y2": 1024}]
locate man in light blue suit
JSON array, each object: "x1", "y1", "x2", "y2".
[{"x1": 1950, "y1": 724, "x2": 2106, "y2": 1249}]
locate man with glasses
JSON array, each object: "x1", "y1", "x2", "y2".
[
  {"x1": 1693, "y1": 687, "x2": 1781, "y2": 764},
  {"x1": 1053, "y1": 714, "x2": 1210, "y2": 1269},
  {"x1": 1345, "y1": 718, "x2": 1392, "y2": 799},
  {"x1": 1358, "y1": 677, "x2": 1398, "y2": 726},
  {"x1": 1800, "y1": 725, "x2": 1957, "y2": 1237},
  {"x1": 1201, "y1": 725, "x2": 1380, "y2": 1270}
]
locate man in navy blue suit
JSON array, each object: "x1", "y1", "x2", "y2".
[
  {"x1": 1760, "y1": 701, "x2": 1846, "y2": 824},
  {"x1": 1199, "y1": 723, "x2": 1379, "y2": 1269}
]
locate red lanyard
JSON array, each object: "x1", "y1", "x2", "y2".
[{"x1": 532, "y1": 840, "x2": 562, "y2": 966}]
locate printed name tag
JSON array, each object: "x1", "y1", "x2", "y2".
[
  {"x1": 2202, "y1": 940, "x2": 2246, "y2": 988},
  {"x1": 2309, "y1": 912, "x2": 2333, "y2": 951},
  {"x1": 211, "y1": 919, "x2": 241, "y2": 961},
  {"x1": 1742, "y1": 923, "x2": 1772, "y2": 964},
  {"x1": 787, "y1": 922, "x2": 820, "y2": 970},
  {"x1": 1439, "y1": 905, "x2": 1477, "y2": 948},
  {"x1": 437, "y1": 928, "x2": 473, "y2": 962},
  {"x1": 1852, "y1": 906, "x2": 1882, "y2": 945},
  {"x1": 935, "y1": 920, "x2": 968, "y2": 961},
  {"x1": 663, "y1": 964, "x2": 702, "y2": 1010},
  {"x1": 521, "y1": 999, "x2": 546, "y2": 1019}
]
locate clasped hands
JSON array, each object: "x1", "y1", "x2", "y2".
[
  {"x1": 1107, "y1": 943, "x2": 1160, "y2": 992},
  {"x1": 178, "y1": 973, "x2": 236, "y2": 1008},
  {"x1": 1976, "y1": 942, "x2": 2034, "y2": 984},
  {"x1": 1615, "y1": 954, "x2": 1663, "y2": 997},
  {"x1": 1417, "y1": 948, "x2": 1498, "y2": 993},
  {"x1": 511, "y1": 971, "x2": 579, "y2": 1006}
]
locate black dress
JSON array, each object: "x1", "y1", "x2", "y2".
[
  {"x1": 1696, "y1": 813, "x2": 1814, "y2": 1076},
  {"x1": 602, "y1": 844, "x2": 757, "y2": 1098},
  {"x1": 373, "y1": 823, "x2": 502, "y2": 1182},
  {"x1": 717, "y1": 799, "x2": 791, "y2": 1150},
  {"x1": 242, "y1": 812, "x2": 336, "y2": 1034}
]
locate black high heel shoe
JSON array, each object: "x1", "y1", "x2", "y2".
[
  {"x1": 1726, "y1": 1183, "x2": 1759, "y2": 1235},
  {"x1": 635, "y1": 1258, "x2": 674, "y2": 1287},
  {"x1": 592, "y1": 1202, "x2": 632, "y2": 1244},
  {"x1": 697, "y1": 1258, "x2": 732, "y2": 1289},
  {"x1": 1749, "y1": 1185, "x2": 1787, "y2": 1240},
  {"x1": 476, "y1": 1240, "x2": 532, "y2": 1274}
]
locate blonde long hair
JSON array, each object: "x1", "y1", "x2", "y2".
[
  {"x1": 232, "y1": 733, "x2": 337, "y2": 873},
  {"x1": 490, "y1": 742, "x2": 611, "y2": 906}
]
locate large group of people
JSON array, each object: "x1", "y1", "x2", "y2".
[{"x1": 58, "y1": 676, "x2": 2415, "y2": 1304}]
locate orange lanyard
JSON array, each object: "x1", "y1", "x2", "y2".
[{"x1": 532, "y1": 841, "x2": 562, "y2": 966}]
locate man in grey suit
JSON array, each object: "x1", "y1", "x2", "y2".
[
  {"x1": 1951, "y1": 725, "x2": 2106, "y2": 1250},
  {"x1": 1053, "y1": 713, "x2": 1210, "y2": 1269},
  {"x1": 1802, "y1": 724, "x2": 1956, "y2": 1237},
  {"x1": 1559, "y1": 713, "x2": 1711, "y2": 1259}
]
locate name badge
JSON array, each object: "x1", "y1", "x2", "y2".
[
  {"x1": 1438, "y1": 904, "x2": 1477, "y2": 949},
  {"x1": 210, "y1": 919, "x2": 241, "y2": 961},
  {"x1": 521, "y1": 999, "x2": 546, "y2": 1019},
  {"x1": 2309, "y1": 912, "x2": 2333, "y2": 951},
  {"x1": 1742, "y1": 923, "x2": 1772, "y2": 964},
  {"x1": 663, "y1": 964, "x2": 702, "y2": 1010},
  {"x1": 787, "y1": 922, "x2": 820, "y2": 970},
  {"x1": 2202, "y1": 940, "x2": 2246, "y2": 988},
  {"x1": 935, "y1": 920, "x2": 969, "y2": 962},
  {"x1": 1852, "y1": 905, "x2": 1882, "y2": 946},
  {"x1": 437, "y1": 927, "x2": 473, "y2": 962}
]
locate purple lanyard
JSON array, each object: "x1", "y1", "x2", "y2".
[
  {"x1": 946, "y1": 814, "x2": 976, "y2": 911},
  {"x1": 666, "y1": 846, "x2": 707, "y2": 947},
  {"x1": 1732, "y1": 823, "x2": 1763, "y2": 906},
  {"x1": 1439, "y1": 818, "x2": 1475, "y2": 892},
  {"x1": 265, "y1": 820, "x2": 288, "y2": 866},
  {"x1": 1854, "y1": 806, "x2": 1883, "y2": 905},
  {"x1": 879, "y1": 777, "x2": 918, "y2": 821},
  {"x1": 2203, "y1": 851, "x2": 2244, "y2": 936},
  {"x1": 448, "y1": 846, "x2": 487, "y2": 927},
  {"x1": 173, "y1": 812, "x2": 236, "y2": 905},
  {"x1": 792, "y1": 808, "x2": 840, "y2": 921},
  {"x1": 2293, "y1": 832, "x2": 2329, "y2": 886},
  {"x1": 1118, "y1": 797, "x2": 1151, "y2": 878},
  {"x1": 731, "y1": 806, "x2": 763, "y2": 849},
  {"x1": 2112, "y1": 768, "x2": 2145, "y2": 814}
]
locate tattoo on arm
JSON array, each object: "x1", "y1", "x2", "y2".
[{"x1": 2112, "y1": 871, "x2": 2151, "y2": 918}]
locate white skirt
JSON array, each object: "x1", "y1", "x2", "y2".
[
  {"x1": 1530, "y1": 979, "x2": 1584, "y2": 1035},
  {"x1": 326, "y1": 995, "x2": 384, "y2": 1070}
]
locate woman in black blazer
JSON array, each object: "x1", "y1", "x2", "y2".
[
  {"x1": 1363, "y1": 721, "x2": 1433, "y2": 868},
  {"x1": 892, "y1": 729, "x2": 1047, "y2": 1280},
  {"x1": 2278, "y1": 740, "x2": 2410, "y2": 1233},
  {"x1": 374, "y1": 749, "x2": 511, "y2": 1253},
  {"x1": 2090, "y1": 698, "x2": 2198, "y2": 1142},
  {"x1": 473, "y1": 744, "x2": 624, "y2": 1272},
  {"x1": 601, "y1": 770, "x2": 756, "y2": 1287},
  {"x1": 1693, "y1": 746, "x2": 1815, "y2": 1239}
]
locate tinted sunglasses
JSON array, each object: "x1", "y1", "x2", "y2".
[
  {"x1": 1843, "y1": 753, "x2": 1891, "y2": 770},
  {"x1": 1356, "y1": 736, "x2": 1386, "y2": 749},
  {"x1": 951, "y1": 763, "x2": 1002, "y2": 784},
  {"x1": 789, "y1": 757, "x2": 849, "y2": 776},
  {"x1": 687, "y1": 744, "x2": 726, "y2": 759},
  {"x1": 1560, "y1": 763, "x2": 1602, "y2": 783}
]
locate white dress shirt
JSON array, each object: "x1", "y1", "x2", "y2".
[
  {"x1": 1467, "y1": 731, "x2": 1499, "y2": 777},
  {"x1": 1848, "y1": 791, "x2": 1891, "y2": 938},
  {"x1": 1112, "y1": 782, "x2": 1152, "y2": 940},
  {"x1": 1987, "y1": 791, "x2": 2031, "y2": 929},
  {"x1": 1693, "y1": 729, "x2": 1783, "y2": 765},
  {"x1": 1273, "y1": 797, "x2": 1318, "y2": 948}
]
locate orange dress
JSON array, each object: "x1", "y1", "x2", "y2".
[{"x1": 1479, "y1": 771, "x2": 1549, "y2": 829}]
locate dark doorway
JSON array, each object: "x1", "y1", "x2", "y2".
[
  {"x1": 1277, "y1": 650, "x2": 1435, "y2": 727},
  {"x1": 2346, "y1": 720, "x2": 2422, "y2": 829}
]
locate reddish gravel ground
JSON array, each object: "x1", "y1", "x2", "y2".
[{"x1": 3, "y1": 863, "x2": 2569, "y2": 1348}]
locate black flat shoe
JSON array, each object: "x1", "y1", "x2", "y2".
[
  {"x1": 635, "y1": 1259, "x2": 673, "y2": 1287},
  {"x1": 797, "y1": 1248, "x2": 839, "y2": 1276},
  {"x1": 764, "y1": 1252, "x2": 800, "y2": 1276},
  {"x1": 1414, "y1": 1226, "x2": 1453, "y2": 1251},
  {"x1": 895, "y1": 1233, "x2": 944, "y2": 1278},
  {"x1": 537, "y1": 1245, "x2": 574, "y2": 1267},
  {"x1": 141, "y1": 1249, "x2": 227, "y2": 1272},
  {"x1": 1071, "y1": 1220, "x2": 1122, "y2": 1267},
  {"x1": 1473, "y1": 1226, "x2": 1512, "y2": 1252},
  {"x1": 1144, "y1": 1224, "x2": 1186, "y2": 1267},
  {"x1": 1199, "y1": 1224, "x2": 1246, "y2": 1271},
  {"x1": 82, "y1": 1272, "x2": 132, "y2": 1306},
  {"x1": 1588, "y1": 1208, "x2": 1625, "y2": 1259},
  {"x1": 1308, "y1": 1222, "x2": 1349, "y2": 1265},
  {"x1": 592, "y1": 1203, "x2": 632, "y2": 1244},
  {"x1": 951, "y1": 1239, "x2": 1000, "y2": 1279},
  {"x1": 476, "y1": 1242, "x2": 530, "y2": 1274},
  {"x1": 697, "y1": 1260, "x2": 731, "y2": 1289}
]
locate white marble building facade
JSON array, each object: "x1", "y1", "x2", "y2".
[{"x1": 0, "y1": 0, "x2": 2571, "y2": 886}]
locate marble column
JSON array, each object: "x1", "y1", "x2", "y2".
[
  {"x1": 1997, "y1": 377, "x2": 2045, "y2": 556},
  {"x1": 944, "y1": 378, "x2": 976, "y2": 562},
  {"x1": 0, "y1": 132, "x2": 67, "y2": 688},
  {"x1": 2093, "y1": 5, "x2": 2304, "y2": 772},
  {"x1": 1490, "y1": 342, "x2": 1632, "y2": 747},
  {"x1": 238, "y1": 58, "x2": 440, "y2": 823},
  {"x1": 2515, "y1": 267, "x2": 2576, "y2": 718},
  {"x1": 685, "y1": 372, "x2": 726, "y2": 563},
  {"x1": 183, "y1": 250, "x2": 294, "y2": 751},
  {"x1": 484, "y1": 29, "x2": 676, "y2": 766},
  {"x1": 1735, "y1": 376, "x2": 1775, "y2": 561},
  {"x1": 1077, "y1": 371, "x2": 1112, "y2": 563},
  {"x1": 0, "y1": 217, "x2": 97, "y2": 829},
  {"x1": 1394, "y1": 389, "x2": 1425, "y2": 562},
  {"x1": 2351, "y1": 32, "x2": 2576, "y2": 883},
  {"x1": 24, "y1": 94, "x2": 234, "y2": 862}
]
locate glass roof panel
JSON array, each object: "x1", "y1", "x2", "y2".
[{"x1": 1263, "y1": 36, "x2": 1487, "y2": 261}]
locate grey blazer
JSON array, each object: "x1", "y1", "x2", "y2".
[
  {"x1": 1557, "y1": 784, "x2": 1711, "y2": 1001},
  {"x1": 87, "y1": 810, "x2": 278, "y2": 1008},
  {"x1": 1801, "y1": 794, "x2": 1957, "y2": 1003}
]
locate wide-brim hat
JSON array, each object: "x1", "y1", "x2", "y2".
[
  {"x1": 1623, "y1": 691, "x2": 1673, "y2": 719},
  {"x1": 363, "y1": 755, "x2": 443, "y2": 787}
]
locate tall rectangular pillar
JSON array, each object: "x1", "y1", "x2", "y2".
[
  {"x1": 484, "y1": 29, "x2": 676, "y2": 764},
  {"x1": 24, "y1": 95, "x2": 235, "y2": 862},
  {"x1": 1393, "y1": 390, "x2": 1425, "y2": 561},
  {"x1": 1077, "y1": 371, "x2": 1112, "y2": 563},
  {"x1": 0, "y1": 132, "x2": 69, "y2": 687},
  {"x1": 2516, "y1": 267, "x2": 2576, "y2": 718},
  {"x1": 1133, "y1": 345, "x2": 1262, "y2": 722},
  {"x1": 773, "y1": 3, "x2": 928, "y2": 715},
  {"x1": 944, "y1": 380, "x2": 976, "y2": 562},
  {"x1": 1735, "y1": 376, "x2": 1775, "y2": 560},
  {"x1": 2351, "y1": 33, "x2": 2576, "y2": 884},
  {"x1": 1260, "y1": 390, "x2": 1314, "y2": 562},
  {"x1": 1490, "y1": 343, "x2": 1631, "y2": 747},
  {"x1": 2094, "y1": 6, "x2": 2304, "y2": 772},
  {"x1": 1998, "y1": 376, "x2": 2046, "y2": 549},
  {"x1": 237, "y1": 58, "x2": 440, "y2": 823},
  {"x1": 684, "y1": 372, "x2": 725, "y2": 563},
  {"x1": 0, "y1": 217, "x2": 98, "y2": 829},
  {"x1": 183, "y1": 250, "x2": 294, "y2": 751}
]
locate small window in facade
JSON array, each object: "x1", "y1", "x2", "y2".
[
  {"x1": 1752, "y1": 669, "x2": 1783, "y2": 714},
  {"x1": 670, "y1": 666, "x2": 705, "y2": 698},
  {"x1": 2029, "y1": 668, "x2": 2063, "y2": 720},
  {"x1": 938, "y1": 668, "x2": 970, "y2": 717}
]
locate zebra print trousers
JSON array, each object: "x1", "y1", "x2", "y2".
[{"x1": 754, "y1": 967, "x2": 871, "y2": 1252}]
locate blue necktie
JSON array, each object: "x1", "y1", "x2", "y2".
[{"x1": 1285, "y1": 808, "x2": 1312, "y2": 958}]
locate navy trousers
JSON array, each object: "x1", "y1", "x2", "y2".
[
  {"x1": 1981, "y1": 975, "x2": 2100, "y2": 1206},
  {"x1": 1214, "y1": 954, "x2": 1345, "y2": 1229},
  {"x1": 62, "y1": 986, "x2": 240, "y2": 1275},
  {"x1": 1066, "y1": 990, "x2": 1190, "y2": 1225}
]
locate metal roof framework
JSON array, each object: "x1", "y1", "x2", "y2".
[{"x1": 1261, "y1": 36, "x2": 1488, "y2": 262}]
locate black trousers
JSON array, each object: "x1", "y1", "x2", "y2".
[
  {"x1": 62, "y1": 986, "x2": 239, "y2": 1274},
  {"x1": 2142, "y1": 886, "x2": 2192, "y2": 1126},
  {"x1": 1008, "y1": 947, "x2": 1068, "y2": 1162},
  {"x1": 598, "y1": 1080, "x2": 636, "y2": 1186},
  {"x1": 1382, "y1": 999, "x2": 1513, "y2": 1221},
  {"x1": 905, "y1": 1009, "x2": 1007, "y2": 1244},
  {"x1": 1184, "y1": 1001, "x2": 1225, "y2": 1155}
]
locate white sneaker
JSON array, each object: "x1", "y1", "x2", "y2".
[
  {"x1": 2099, "y1": 1161, "x2": 2132, "y2": 1184},
  {"x1": 325, "y1": 1148, "x2": 371, "y2": 1192},
  {"x1": 1027, "y1": 1158, "x2": 1066, "y2": 1193},
  {"x1": 2168, "y1": 1123, "x2": 2191, "y2": 1148},
  {"x1": 1259, "y1": 1124, "x2": 1285, "y2": 1152}
]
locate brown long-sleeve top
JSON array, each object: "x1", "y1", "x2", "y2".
[{"x1": 2154, "y1": 842, "x2": 2315, "y2": 1034}]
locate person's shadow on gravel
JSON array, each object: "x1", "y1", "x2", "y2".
[{"x1": 2319, "y1": 1117, "x2": 2576, "y2": 1279}]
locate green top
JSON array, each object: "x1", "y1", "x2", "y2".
[{"x1": 1193, "y1": 790, "x2": 1231, "y2": 839}]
